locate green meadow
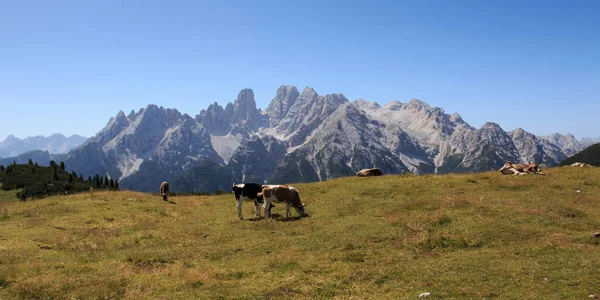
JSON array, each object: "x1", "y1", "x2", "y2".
[{"x1": 1, "y1": 167, "x2": 599, "y2": 299}]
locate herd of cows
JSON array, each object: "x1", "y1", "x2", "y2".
[{"x1": 155, "y1": 163, "x2": 584, "y2": 220}]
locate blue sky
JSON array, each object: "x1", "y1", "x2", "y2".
[{"x1": 1, "y1": 0, "x2": 598, "y2": 141}]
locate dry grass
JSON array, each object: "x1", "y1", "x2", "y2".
[{"x1": 1, "y1": 167, "x2": 599, "y2": 299}]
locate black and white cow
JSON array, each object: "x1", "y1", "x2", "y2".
[{"x1": 231, "y1": 183, "x2": 272, "y2": 220}]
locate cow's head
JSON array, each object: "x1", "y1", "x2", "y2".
[
  {"x1": 499, "y1": 162, "x2": 515, "y2": 174},
  {"x1": 527, "y1": 163, "x2": 541, "y2": 173}
]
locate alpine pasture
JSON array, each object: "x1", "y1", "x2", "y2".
[{"x1": 1, "y1": 167, "x2": 599, "y2": 299}]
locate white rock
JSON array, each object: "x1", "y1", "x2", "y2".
[{"x1": 419, "y1": 292, "x2": 431, "y2": 298}]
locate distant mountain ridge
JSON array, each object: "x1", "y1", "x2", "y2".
[
  {"x1": 558, "y1": 143, "x2": 600, "y2": 167},
  {"x1": 55, "y1": 85, "x2": 597, "y2": 193},
  {"x1": 0, "y1": 134, "x2": 87, "y2": 158},
  {"x1": 0, "y1": 150, "x2": 66, "y2": 167}
]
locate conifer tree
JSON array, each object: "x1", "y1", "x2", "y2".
[
  {"x1": 60, "y1": 162, "x2": 65, "y2": 170},
  {"x1": 28, "y1": 159, "x2": 33, "y2": 165},
  {"x1": 109, "y1": 178, "x2": 115, "y2": 189}
]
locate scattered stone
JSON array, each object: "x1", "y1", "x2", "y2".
[
  {"x1": 39, "y1": 245, "x2": 52, "y2": 250},
  {"x1": 594, "y1": 232, "x2": 600, "y2": 238},
  {"x1": 54, "y1": 226, "x2": 66, "y2": 230},
  {"x1": 419, "y1": 292, "x2": 431, "y2": 298},
  {"x1": 576, "y1": 190, "x2": 581, "y2": 193},
  {"x1": 589, "y1": 295, "x2": 595, "y2": 298}
]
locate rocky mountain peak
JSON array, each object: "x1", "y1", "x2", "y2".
[
  {"x1": 408, "y1": 98, "x2": 431, "y2": 109},
  {"x1": 449, "y1": 112, "x2": 464, "y2": 123},
  {"x1": 481, "y1": 122, "x2": 502, "y2": 130},
  {"x1": 233, "y1": 89, "x2": 256, "y2": 112},
  {"x1": 299, "y1": 87, "x2": 319, "y2": 100},
  {"x1": 266, "y1": 85, "x2": 300, "y2": 126}
]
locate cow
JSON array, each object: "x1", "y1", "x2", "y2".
[
  {"x1": 159, "y1": 181, "x2": 169, "y2": 201},
  {"x1": 499, "y1": 162, "x2": 542, "y2": 175},
  {"x1": 356, "y1": 168, "x2": 383, "y2": 177},
  {"x1": 232, "y1": 183, "x2": 270, "y2": 220},
  {"x1": 568, "y1": 162, "x2": 593, "y2": 168},
  {"x1": 257, "y1": 185, "x2": 307, "y2": 219}
]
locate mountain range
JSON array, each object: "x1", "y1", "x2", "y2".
[
  {"x1": 2, "y1": 86, "x2": 596, "y2": 193},
  {"x1": 0, "y1": 134, "x2": 87, "y2": 158}
]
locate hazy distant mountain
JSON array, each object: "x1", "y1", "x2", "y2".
[
  {"x1": 0, "y1": 150, "x2": 66, "y2": 167},
  {"x1": 62, "y1": 85, "x2": 593, "y2": 193},
  {"x1": 538, "y1": 133, "x2": 586, "y2": 157},
  {"x1": 581, "y1": 137, "x2": 600, "y2": 148},
  {"x1": 0, "y1": 134, "x2": 87, "y2": 158}
]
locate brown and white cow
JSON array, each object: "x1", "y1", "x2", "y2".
[
  {"x1": 499, "y1": 162, "x2": 542, "y2": 175},
  {"x1": 356, "y1": 168, "x2": 383, "y2": 177},
  {"x1": 159, "y1": 181, "x2": 169, "y2": 201},
  {"x1": 257, "y1": 185, "x2": 307, "y2": 219}
]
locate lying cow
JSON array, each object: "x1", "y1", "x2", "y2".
[
  {"x1": 232, "y1": 183, "x2": 271, "y2": 220},
  {"x1": 257, "y1": 185, "x2": 307, "y2": 219},
  {"x1": 499, "y1": 162, "x2": 542, "y2": 175},
  {"x1": 568, "y1": 162, "x2": 593, "y2": 168},
  {"x1": 356, "y1": 168, "x2": 383, "y2": 177},
  {"x1": 159, "y1": 181, "x2": 169, "y2": 201}
]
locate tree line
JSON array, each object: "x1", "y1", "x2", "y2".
[{"x1": 0, "y1": 160, "x2": 118, "y2": 200}]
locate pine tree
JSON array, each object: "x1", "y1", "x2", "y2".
[
  {"x1": 88, "y1": 176, "x2": 92, "y2": 183},
  {"x1": 109, "y1": 178, "x2": 115, "y2": 189},
  {"x1": 0, "y1": 165, "x2": 4, "y2": 172},
  {"x1": 50, "y1": 160, "x2": 56, "y2": 168},
  {"x1": 115, "y1": 180, "x2": 119, "y2": 190},
  {"x1": 60, "y1": 162, "x2": 65, "y2": 170},
  {"x1": 104, "y1": 175, "x2": 109, "y2": 187},
  {"x1": 68, "y1": 174, "x2": 73, "y2": 183},
  {"x1": 35, "y1": 162, "x2": 38, "y2": 167},
  {"x1": 28, "y1": 159, "x2": 33, "y2": 165},
  {"x1": 80, "y1": 174, "x2": 84, "y2": 181}
]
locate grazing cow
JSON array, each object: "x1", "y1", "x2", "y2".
[
  {"x1": 499, "y1": 162, "x2": 542, "y2": 175},
  {"x1": 356, "y1": 168, "x2": 383, "y2": 177},
  {"x1": 159, "y1": 181, "x2": 169, "y2": 201},
  {"x1": 257, "y1": 185, "x2": 307, "y2": 219},
  {"x1": 232, "y1": 183, "x2": 268, "y2": 220}
]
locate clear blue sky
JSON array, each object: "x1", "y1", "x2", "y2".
[{"x1": 1, "y1": 0, "x2": 598, "y2": 141}]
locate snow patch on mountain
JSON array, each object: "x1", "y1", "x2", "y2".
[{"x1": 211, "y1": 133, "x2": 243, "y2": 162}]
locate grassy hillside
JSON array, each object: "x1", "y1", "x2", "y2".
[
  {"x1": 1, "y1": 167, "x2": 599, "y2": 299},
  {"x1": 559, "y1": 143, "x2": 600, "y2": 167}
]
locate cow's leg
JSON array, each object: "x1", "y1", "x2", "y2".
[
  {"x1": 263, "y1": 200, "x2": 271, "y2": 219},
  {"x1": 236, "y1": 197, "x2": 243, "y2": 220},
  {"x1": 285, "y1": 202, "x2": 291, "y2": 219},
  {"x1": 254, "y1": 200, "x2": 261, "y2": 218}
]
